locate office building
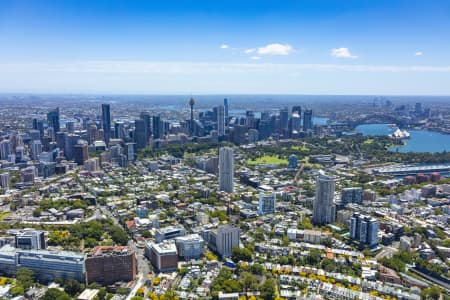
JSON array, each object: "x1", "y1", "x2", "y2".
[
  {"x1": 155, "y1": 225, "x2": 186, "y2": 243},
  {"x1": 64, "y1": 134, "x2": 81, "y2": 161},
  {"x1": 31, "y1": 140, "x2": 42, "y2": 161},
  {"x1": 101, "y1": 104, "x2": 111, "y2": 146},
  {"x1": 341, "y1": 187, "x2": 363, "y2": 204},
  {"x1": 219, "y1": 147, "x2": 234, "y2": 193},
  {"x1": 303, "y1": 109, "x2": 313, "y2": 131},
  {"x1": 140, "y1": 111, "x2": 152, "y2": 140},
  {"x1": 66, "y1": 121, "x2": 75, "y2": 133},
  {"x1": 47, "y1": 107, "x2": 60, "y2": 138},
  {"x1": 175, "y1": 234, "x2": 205, "y2": 260},
  {"x1": 279, "y1": 107, "x2": 289, "y2": 131},
  {"x1": 0, "y1": 140, "x2": 11, "y2": 160},
  {"x1": 0, "y1": 246, "x2": 86, "y2": 283},
  {"x1": 32, "y1": 119, "x2": 45, "y2": 137},
  {"x1": 292, "y1": 106, "x2": 302, "y2": 115},
  {"x1": 21, "y1": 166, "x2": 37, "y2": 183},
  {"x1": 29, "y1": 130, "x2": 41, "y2": 141},
  {"x1": 149, "y1": 242, "x2": 178, "y2": 272},
  {"x1": 0, "y1": 173, "x2": 10, "y2": 190},
  {"x1": 153, "y1": 115, "x2": 163, "y2": 139},
  {"x1": 73, "y1": 141, "x2": 89, "y2": 165},
  {"x1": 114, "y1": 122, "x2": 125, "y2": 140},
  {"x1": 258, "y1": 192, "x2": 276, "y2": 215},
  {"x1": 87, "y1": 124, "x2": 98, "y2": 144},
  {"x1": 85, "y1": 246, "x2": 137, "y2": 285},
  {"x1": 134, "y1": 119, "x2": 147, "y2": 149},
  {"x1": 350, "y1": 213, "x2": 378, "y2": 248},
  {"x1": 15, "y1": 230, "x2": 46, "y2": 250},
  {"x1": 125, "y1": 143, "x2": 137, "y2": 161},
  {"x1": 224, "y1": 98, "x2": 229, "y2": 125},
  {"x1": 313, "y1": 174, "x2": 336, "y2": 225},
  {"x1": 217, "y1": 105, "x2": 225, "y2": 136}
]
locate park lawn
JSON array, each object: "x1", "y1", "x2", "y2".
[
  {"x1": 301, "y1": 157, "x2": 322, "y2": 169},
  {"x1": 291, "y1": 145, "x2": 310, "y2": 151},
  {"x1": 247, "y1": 155, "x2": 288, "y2": 165},
  {"x1": 0, "y1": 211, "x2": 10, "y2": 221},
  {"x1": 363, "y1": 139, "x2": 374, "y2": 145}
]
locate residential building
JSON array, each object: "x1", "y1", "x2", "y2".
[
  {"x1": 149, "y1": 242, "x2": 178, "y2": 272},
  {"x1": 258, "y1": 192, "x2": 276, "y2": 215},
  {"x1": 85, "y1": 246, "x2": 137, "y2": 285},
  {"x1": 341, "y1": 187, "x2": 363, "y2": 204},
  {"x1": 313, "y1": 174, "x2": 336, "y2": 225},
  {"x1": 219, "y1": 147, "x2": 234, "y2": 193},
  {"x1": 175, "y1": 234, "x2": 205, "y2": 260},
  {"x1": 350, "y1": 213, "x2": 379, "y2": 248}
]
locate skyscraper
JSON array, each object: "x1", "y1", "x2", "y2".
[
  {"x1": 292, "y1": 106, "x2": 302, "y2": 115},
  {"x1": 313, "y1": 174, "x2": 336, "y2": 225},
  {"x1": 217, "y1": 105, "x2": 225, "y2": 136},
  {"x1": 101, "y1": 104, "x2": 111, "y2": 146},
  {"x1": 47, "y1": 107, "x2": 60, "y2": 138},
  {"x1": 140, "y1": 111, "x2": 152, "y2": 141},
  {"x1": 303, "y1": 110, "x2": 313, "y2": 131},
  {"x1": 280, "y1": 107, "x2": 289, "y2": 131},
  {"x1": 31, "y1": 140, "x2": 42, "y2": 161},
  {"x1": 153, "y1": 115, "x2": 164, "y2": 139},
  {"x1": 189, "y1": 98, "x2": 195, "y2": 136},
  {"x1": 0, "y1": 140, "x2": 11, "y2": 160},
  {"x1": 223, "y1": 98, "x2": 229, "y2": 125},
  {"x1": 219, "y1": 147, "x2": 234, "y2": 193},
  {"x1": 134, "y1": 119, "x2": 147, "y2": 149},
  {"x1": 73, "y1": 141, "x2": 89, "y2": 165}
]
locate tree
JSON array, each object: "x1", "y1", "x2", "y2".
[
  {"x1": 42, "y1": 288, "x2": 71, "y2": 300},
  {"x1": 232, "y1": 247, "x2": 252, "y2": 262},
  {"x1": 32, "y1": 208, "x2": 42, "y2": 217},
  {"x1": 241, "y1": 272, "x2": 258, "y2": 292},
  {"x1": 16, "y1": 268, "x2": 35, "y2": 290},
  {"x1": 420, "y1": 286, "x2": 441, "y2": 300},
  {"x1": 96, "y1": 287, "x2": 107, "y2": 300},
  {"x1": 10, "y1": 285, "x2": 25, "y2": 296},
  {"x1": 64, "y1": 279, "x2": 83, "y2": 296},
  {"x1": 117, "y1": 287, "x2": 129, "y2": 295},
  {"x1": 260, "y1": 278, "x2": 276, "y2": 300}
]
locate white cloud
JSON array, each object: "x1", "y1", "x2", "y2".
[
  {"x1": 245, "y1": 48, "x2": 256, "y2": 54},
  {"x1": 220, "y1": 44, "x2": 229, "y2": 49},
  {"x1": 257, "y1": 43, "x2": 294, "y2": 56},
  {"x1": 331, "y1": 47, "x2": 358, "y2": 58},
  {"x1": 250, "y1": 56, "x2": 261, "y2": 60},
  {"x1": 415, "y1": 51, "x2": 423, "y2": 56}
]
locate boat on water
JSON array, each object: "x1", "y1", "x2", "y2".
[{"x1": 390, "y1": 128, "x2": 410, "y2": 140}]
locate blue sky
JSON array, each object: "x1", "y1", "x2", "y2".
[{"x1": 0, "y1": 0, "x2": 449, "y2": 94}]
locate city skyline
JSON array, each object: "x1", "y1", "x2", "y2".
[{"x1": 1, "y1": 1, "x2": 450, "y2": 95}]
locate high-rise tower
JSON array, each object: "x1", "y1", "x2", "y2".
[
  {"x1": 101, "y1": 104, "x2": 111, "y2": 146},
  {"x1": 219, "y1": 147, "x2": 234, "y2": 193},
  {"x1": 189, "y1": 97, "x2": 195, "y2": 136},
  {"x1": 313, "y1": 174, "x2": 336, "y2": 225}
]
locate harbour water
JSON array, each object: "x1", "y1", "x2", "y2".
[{"x1": 356, "y1": 124, "x2": 450, "y2": 153}]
